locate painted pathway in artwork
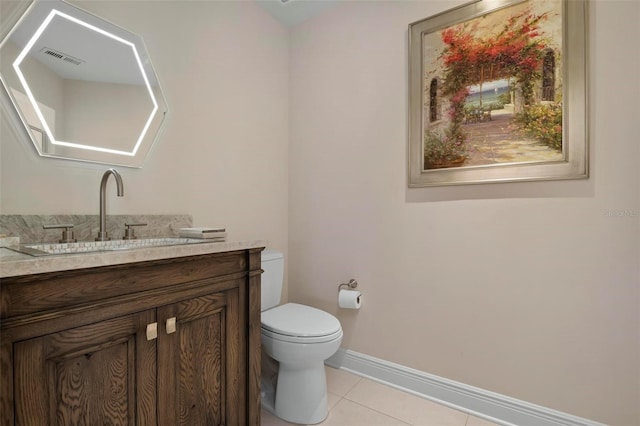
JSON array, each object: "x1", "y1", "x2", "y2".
[{"x1": 462, "y1": 109, "x2": 563, "y2": 167}]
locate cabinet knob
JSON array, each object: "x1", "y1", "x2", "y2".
[
  {"x1": 146, "y1": 322, "x2": 158, "y2": 340},
  {"x1": 166, "y1": 317, "x2": 177, "y2": 334}
]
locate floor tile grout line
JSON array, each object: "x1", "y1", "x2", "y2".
[
  {"x1": 341, "y1": 398, "x2": 414, "y2": 426},
  {"x1": 334, "y1": 377, "x2": 471, "y2": 426},
  {"x1": 341, "y1": 376, "x2": 472, "y2": 426},
  {"x1": 340, "y1": 375, "x2": 364, "y2": 399}
]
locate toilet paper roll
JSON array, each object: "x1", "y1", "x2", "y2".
[{"x1": 338, "y1": 289, "x2": 362, "y2": 309}]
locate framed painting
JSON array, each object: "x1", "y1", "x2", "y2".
[{"x1": 408, "y1": 0, "x2": 588, "y2": 187}]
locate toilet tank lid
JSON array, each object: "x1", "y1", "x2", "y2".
[{"x1": 261, "y1": 249, "x2": 283, "y2": 262}]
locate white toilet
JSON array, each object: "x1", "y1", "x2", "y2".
[{"x1": 261, "y1": 249, "x2": 343, "y2": 425}]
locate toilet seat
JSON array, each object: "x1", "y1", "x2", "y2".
[
  {"x1": 261, "y1": 303, "x2": 342, "y2": 344},
  {"x1": 261, "y1": 327, "x2": 342, "y2": 344}
]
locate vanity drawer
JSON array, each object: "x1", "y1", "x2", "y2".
[{"x1": 1, "y1": 250, "x2": 247, "y2": 319}]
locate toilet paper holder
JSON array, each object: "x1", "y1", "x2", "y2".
[{"x1": 338, "y1": 279, "x2": 358, "y2": 291}]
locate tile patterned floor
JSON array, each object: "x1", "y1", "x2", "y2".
[{"x1": 261, "y1": 367, "x2": 501, "y2": 426}]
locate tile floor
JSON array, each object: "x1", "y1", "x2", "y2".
[{"x1": 261, "y1": 366, "x2": 501, "y2": 426}]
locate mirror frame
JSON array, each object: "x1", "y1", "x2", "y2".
[{"x1": 0, "y1": 0, "x2": 168, "y2": 168}]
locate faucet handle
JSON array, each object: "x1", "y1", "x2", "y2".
[
  {"x1": 43, "y1": 224, "x2": 77, "y2": 243},
  {"x1": 123, "y1": 223, "x2": 147, "y2": 240}
]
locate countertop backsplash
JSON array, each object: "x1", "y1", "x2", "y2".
[{"x1": 0, "y1": 215, "x2": 193, "y2": 244}]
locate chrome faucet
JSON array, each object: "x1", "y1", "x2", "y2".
[{"x1": 96, "y1": 168, "x2": 124, "y2": 241}]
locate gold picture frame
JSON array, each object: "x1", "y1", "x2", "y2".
[{"x1": 408, "y1": 0, "x2": 588, "y2": 187}]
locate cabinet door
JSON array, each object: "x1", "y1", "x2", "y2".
[
  {"x1": 13, "y1": 310, "x2": 157, "y2": 425},
  {"x1": 157, "y1": 289, "x2": 242, "y2": 426}
]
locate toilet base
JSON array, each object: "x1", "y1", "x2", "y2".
[
  {"x1": 274, "y1": 361, "x2": 329, "y2": 425},
  {"x1": 260, "y1": 306, "x2": 342, "y2": 425}
]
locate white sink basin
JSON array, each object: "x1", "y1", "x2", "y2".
[{"x1": 11, "y1": 237, "x2": 212, "y2": 256}]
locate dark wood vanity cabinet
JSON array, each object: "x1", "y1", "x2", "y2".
[
  {"x1": 0, "y1": 248, "x2": 263, "y2": 426},
  {"x1": 12, "y1": 309, "x2": 158, "y2": 425}
]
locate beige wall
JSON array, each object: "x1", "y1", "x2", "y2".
[
  {"x1": 288, "y1": 1, "x2": 639, "y2": 426},
  {"x1": 0, "y1": 0, "x2": 289, "y2": 284}
]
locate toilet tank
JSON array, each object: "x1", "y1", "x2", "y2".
[{"x1": 261, "y1": 249, "x2": 284, "y2": 311}]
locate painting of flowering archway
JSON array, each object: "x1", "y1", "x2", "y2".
[{"x1": 408, "y1": 0, "x2": 588, "y2": 187}]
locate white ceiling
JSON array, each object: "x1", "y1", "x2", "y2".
[{"x1": 256, "y1": 0, "x2": 341, "y2": 27}]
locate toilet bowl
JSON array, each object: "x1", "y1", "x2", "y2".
[{"x1": 261, "y1": 251, "x2": 343, "y2": 425}]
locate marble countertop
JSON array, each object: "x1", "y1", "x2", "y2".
[{"x1": 0, "y1": 240, "x2": 266, "y2": 278}]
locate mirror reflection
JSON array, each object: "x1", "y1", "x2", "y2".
[{"x1": 0, "y1": 0, "x2": 168, "y2": 167}]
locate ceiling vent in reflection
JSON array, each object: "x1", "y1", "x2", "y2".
[{"x1": 40, "y1": 47, "x2": 84, "y2": 65}]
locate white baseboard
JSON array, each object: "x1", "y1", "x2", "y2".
[{"x1": 326, "y1": 348, "x2": 606, "y2": 426}]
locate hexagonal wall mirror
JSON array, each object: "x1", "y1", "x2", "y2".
[{"x1": 0, "y1": 0, "x2": 168, "y2": 168}]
